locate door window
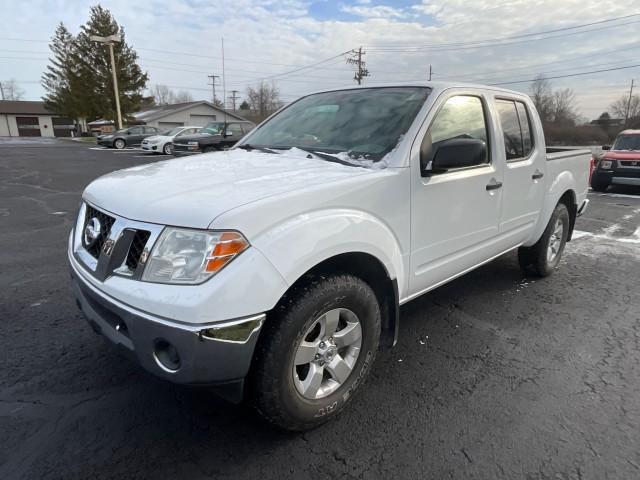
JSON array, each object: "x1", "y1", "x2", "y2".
[
  {"x1": 423, "y1": 95, "x2": 489, "y2": 169},
  {"x1": 226, "y1": 123, "x2": 244, "y2": 137},
  {"x1": 496, "y1": 99, "x2": 534, "y2": 161},
  {"x1": 128, "y1": 127, "x2": 142, "y2": 134}
]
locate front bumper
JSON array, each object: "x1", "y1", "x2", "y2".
[
  {"x1": 70, "y1": 261, "x2": 265, "y2": 396},
  {"x1": 141, "y1": 143, "x2": 158, "y2": 151},
  {"x1": 592, "y1": 165, "x2": 640, "y2": 186},
  {"x1": 97, "y1": 140, "x2": 113, "y2": 148}
]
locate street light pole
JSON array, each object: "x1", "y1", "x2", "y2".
[{"x1": 90, "y1": 34, "x2": 123, "y2": 130}]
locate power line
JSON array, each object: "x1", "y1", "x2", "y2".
[
  {"x1": 366, "y1": 18, "x2": 640, "y2": 53},
  {"x1": 366, "y1": 13, "x2": 640, "y2": 49},
  {"x1": 489, "y1": 63, "x2": 640, "y2": 86}
]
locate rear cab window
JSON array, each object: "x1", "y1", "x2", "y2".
[{"x1": 496, "y1": 98, "x2": 534, "y2": 161}]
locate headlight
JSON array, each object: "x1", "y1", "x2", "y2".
[
  {"x1": 142, "y1": 228, "x2": 249, "y2": 285},
  {"x1": 600, "y1": 160, "x2": 612, "y2": 169}
]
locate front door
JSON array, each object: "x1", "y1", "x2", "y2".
[{"x1": 408, "y1": 93, "x2": 504, "y2": 298}]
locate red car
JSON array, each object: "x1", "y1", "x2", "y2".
[{"x1": 591, "y1": 130, "x2": 640, "y2": 192}]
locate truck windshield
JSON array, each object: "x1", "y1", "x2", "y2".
[
  {"x1": 246, "y1": 87, "x2": 431, "y2": 162},
  {"x1": 613, "y1": 134, "x2": 640, "y2": 151}
]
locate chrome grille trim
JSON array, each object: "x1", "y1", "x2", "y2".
[{"x1": 73, "y1": 202, "x2": 164, "y2": 282}]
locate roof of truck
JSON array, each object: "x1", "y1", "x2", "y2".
[{"x1": 305, "y1": 81, "x2": 529, "y2": 98}]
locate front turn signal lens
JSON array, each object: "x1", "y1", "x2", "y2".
[{"x1": 204, "y1": 232, "x2": 249, "y2": 273}]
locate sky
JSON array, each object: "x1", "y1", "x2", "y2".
[{"x1": 0, "y1": 0, "x2": 639, "y2": 120}]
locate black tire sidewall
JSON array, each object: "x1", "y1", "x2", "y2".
[
  {"x1": 253, "y1": 275, "x2": 381, "y2": 430},
  {"x1": 114, "y1": 139, "x2": 125, "y2": 149},
  {"x1": 535, "y1": 203, "x2": 570, "y2": 276}
]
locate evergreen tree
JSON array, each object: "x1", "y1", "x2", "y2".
[
  {"x1": 41, "y1": 23, "x2": 79, "y2": 118},
  {"x1": 41, "y1": 6, "x2": 148, "y2": 123}
]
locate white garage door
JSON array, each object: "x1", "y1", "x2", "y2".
[{"x1": 190, "y1": 114, "x2": 217, "y2": 126}]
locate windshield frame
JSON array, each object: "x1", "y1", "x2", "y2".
[{"x1": 238, "y1": 86, "x2": 432, "y2": 166}]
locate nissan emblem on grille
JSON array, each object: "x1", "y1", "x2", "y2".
[{"x1": 84, "y1": 217, "x2": 102, "y2": 247}]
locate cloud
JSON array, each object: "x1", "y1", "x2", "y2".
[{"x1": 1, "y1": 0, "x2": 639, "y2": 118}]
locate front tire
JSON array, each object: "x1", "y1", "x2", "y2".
[
  {"x1": 250, "y1": 274, "x2": 381, "y2": 431},
  {"x1": 518, "y1": 203, "x2": 570, "y2": 277},
  {"x1": 113, "y1": 138, "x2": 126, "y2": 150},
  {"x1": 163, "y1": 143, "x2": 173, "y2": 155}
]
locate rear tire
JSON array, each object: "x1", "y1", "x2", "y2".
[
  {"x1": 250, "y1": 274, "x2": 381, "y2": 431},
  {"x1": 202, "y1": 145, "x2": 216, "y2": 153},
  {"x1": 518, "y1": 203, "x2": 570, "y2": 277},
  {"x1": 114, "y1": 138, "x2": 126, "y2": 150}
]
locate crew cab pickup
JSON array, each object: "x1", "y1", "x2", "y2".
[
  {"x1": 69, "y1": 83, "x2": 590, "y2": 431},
  {"x1": 172, "y1": 120, "x2": 255, "y2": 155},
  {"x1": 591, "y1": 129, "x2": 640, "y2": 191}
]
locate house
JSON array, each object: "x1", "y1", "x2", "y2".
[
  {"x1": 0, "y1": 100, "x2": 74, "y2": 137},
  {"x1": 131, "y1": 101, "x2": 247, "y2": 129}
]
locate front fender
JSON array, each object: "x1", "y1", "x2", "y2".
[{"x1": 252, "y1": 208, "x2": 406, "y2": 296}]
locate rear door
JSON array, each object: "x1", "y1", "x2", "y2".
[
  {"x1": 495, "y1": 97, "x2": 545, "y2": 245},
  {"x1": 408, "y1": 92, "x2": 504, "y2": 298}
]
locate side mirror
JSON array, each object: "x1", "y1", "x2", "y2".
[
  {"x1": 427, "y1": 138, "x2": 487, "y2": 173},
  {"x1": 126, "y1": 131, "x2": 131, "y2": 135},
  {"x1": 601, "y1": 145, "x2": 611, "y2": 151},
  {"x1": 223, "y1": 131, "x2": 234, "y2": 137}
]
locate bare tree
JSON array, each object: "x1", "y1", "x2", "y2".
[
  {"x1": 552, "y1": 88, "x2": 578, "y2": 125},
  {"x1": 0, "y1": 79, "x2": 25, "y2": 100},
  {"x1": 149, "y1": 84, "x2": 175, "y2": 105},
  {"x1": 174, "y1": 90, "x2": 193, "y2": 103},
  {"x1": 610, "y1": 94, "x2": 640, "y2": 121},
  {"x1": 529, "y1": 75, "x2": 554, "y2": 123},
  {"x1": 246, "y1": 81, "x2": 281, "y2": 119}
]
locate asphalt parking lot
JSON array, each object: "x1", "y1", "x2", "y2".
[{"x1": 1, "y1": 139, "x2": 639, "y2": 479}]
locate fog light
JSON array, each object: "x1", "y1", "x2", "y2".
[{"x1": 153, "y1": 339, "x2": 181, "y2": 373}]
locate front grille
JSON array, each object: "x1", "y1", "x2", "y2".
[
  {"x1": 83, "y1": 206, "x2": 116, "y2": 258},
  {"x1": 125, "y1": 230, "x2": 151, "y2": 270}
]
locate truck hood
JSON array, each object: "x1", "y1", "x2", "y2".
[
  {"x1": 604, "y1": 150, "x2": 640, "y2": 161},
  {"x1": 83, "y1": 149, "x2": 374, "y2": 228}
]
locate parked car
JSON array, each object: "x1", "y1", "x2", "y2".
[
  {"x1": 69, "y1": 83, "x2": 590, "y2": 431},
  {"x1": 141, "y1": 126, "x2": 202, "y2": 155},
  {"x1": 97, "y1": 126, "x2": 161, "y2": 149},
  {"x1": 172, "y1": 121, "x2": 255, "y2": 155},
  {"x1": 591, "y1": 129, "x2": 640, "y2": 192}
]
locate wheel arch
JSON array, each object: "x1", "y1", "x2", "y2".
[
  {"x1": 557, "y1": 189, "x2": 577, "y2": 241},
  {"x1": 268, "y1": 252, "x2": 400, "y2": 350}
]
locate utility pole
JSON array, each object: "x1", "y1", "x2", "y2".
[
  {"x1": 90, "y1": 34, "x2": 123, "y2": 130},
  {"x1": 229, "y1": 90, "x2": 240, "y2": 111},
  {"x1": 346, "y1": 47, "x2": 369, "y2": 85},
  {"x1": 624, "y1": 79, "x2": 635, "y2": 128},
  {"x1": 429, "y1": 65, "x2": 432, "y2": 81},
  {"x1": 0, "y1": 82, "x2": 12, "y2": 137},
  {"x1": 208, "y1": 74, "x2": 220, "y2": 105}
]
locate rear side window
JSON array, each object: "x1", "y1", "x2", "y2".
[
  {"x1": 516, "y1": 102, "x2": 533, "y2": 155},
  {"x1": 496, "y1": 99, "x2": 534, "y2": 161}
]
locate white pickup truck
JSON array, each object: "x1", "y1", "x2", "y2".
[{"x1": 69, "y1": 82, "x2": 590, "y2": 430}]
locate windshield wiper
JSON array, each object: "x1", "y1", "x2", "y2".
[
  {"x1": 236, "y1": 144, "x2": 279, "y2": 154},
  {"x1": 289, "y1": 147, "x2": 362, "y2": 167}
]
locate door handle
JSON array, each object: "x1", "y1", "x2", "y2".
[
  {"x1": 486, "y1": 179, "x2": 503, "y2": 191},
  {"x1": 532, "y1": 170, "x2": 544, "y2": 180}
]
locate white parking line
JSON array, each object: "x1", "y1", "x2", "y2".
[
  {"x1": 573, "y1": 229, "x2": 640, "y2": 244},
  {"x1": 590, "y1": 192, "x2": 640, "y2": 200},
  {"x1": 133, "y1": 154, "x2": 171, "y2": 158}
]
